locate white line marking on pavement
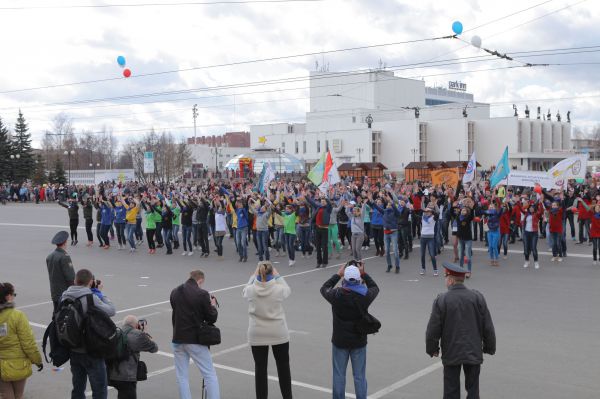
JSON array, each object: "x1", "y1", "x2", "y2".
[
  {"x1": 19, "y1": 300, "x2": 52, "y2": 309},
  {"x1": 368, "y1": 362, "x2": 443, "y2": 399},
  {"x1": 116, "y1": 256, "x2": 378, "y2": 314},
  {"x1": 0, "y1": 222, "x2": 83, "y2": 229},
  {"x1": 29, "y1": 322, "x2": 48, "y2": 329},
  {"x1": 140, "y1": 276, "x2": 150, "y2": 279},
  {"x1": 135, "y1": 311, "x2": 162, "y2": 319},
  {"x1": 137, "y1": 284, "x2": 148, "y2": 287}
]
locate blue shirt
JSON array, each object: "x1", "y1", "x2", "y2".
[
  {"x1": 114, "y1": 206, "x2": 126, "y2": 224},
  {"x1": 236, "y1": 208, "x2": 249, "y2": 229},
  {"x1": 100, "y1": 205, "x2": 114, "y2": 225}
]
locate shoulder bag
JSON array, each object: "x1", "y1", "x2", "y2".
[{"x1": 351, "y1": 296, "x2": 381, "y2": 335}]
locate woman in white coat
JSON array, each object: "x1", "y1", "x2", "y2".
[{"x1": 243, "y1": 261, "x2": 292, "y2": 399}]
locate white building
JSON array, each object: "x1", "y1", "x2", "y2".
[
  {"x1": 188, "y1": 144, "x2": 250, "y2": 171},
  {"x1": 250, "y1": 70, "x2": 573, "y2": 172}
]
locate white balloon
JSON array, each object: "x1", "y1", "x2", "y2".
[{"x1": 471, "y1": 35, "x2": 482, "y2": 48}]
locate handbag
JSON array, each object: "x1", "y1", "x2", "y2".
[
  {"x1": 136, "y1": 360, "x2": 148, "y2": 381},
  {"x1": 351, "y1": 297, "x2": 381, "y2": 335},
  {"x1": 0, "y1": 359, "x2": 33, "y2": 382},
  {"x1": 196, "y1": 322, "x2": 221, "y2": 346}
]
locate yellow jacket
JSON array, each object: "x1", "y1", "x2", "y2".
[{"x1": 0, "y1": 306, "x2": 42, "y2": 365}]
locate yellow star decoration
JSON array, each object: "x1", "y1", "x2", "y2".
[{"x1": 258, "y1": 136, "x2": 267, "y2": 144}]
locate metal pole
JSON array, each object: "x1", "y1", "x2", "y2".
[
  {"x1": 193, "y1": 105, "x2": 198, "y2": 145},
  {"x1": 68, "y1": 153, "x2": 71, "y2": 185}
]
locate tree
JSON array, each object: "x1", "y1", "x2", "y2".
[
  {"x1": 0, "y1": 116, "x2": 11, "y2": 183},
  {"x1": 31, "y1": 154, "x2": 47, "y2": 185},
  {"x1": 12, "y1": 110, "x2": 34, "y2": 183},
  {"x1": 51, "y1": 158, "x2": 67, "y2": 185}
]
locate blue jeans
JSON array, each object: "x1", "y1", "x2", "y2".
[
  {"x1": 458, "y1": 239, "x2": 473, "y2": 271},
  {"x1": 192, "y1": 223, "x2": 199, "y2": 246},
  {"x1": 162, "y1": 227, "x2": 173, "y2": 251},
  {"x1": 523, "y1": 230, "x2": 538, "y2": 261},
  {"x1": 420, "y1": 236, "x2": 437, "y2": 270},
  {"x1": 551, "y1": 232, "x2": 564, "y2": 257},
  {"x1": 487, "y1": 230, "x2": 500, "y2": 260},
  {"x1": 115, "y1": 222, "x2": 126, "y2": 246},
  {"x1": 172, "y1": 343, "x2": 220, "y2": 399},
  {"x1": 257, "y1": 230, "x2": 270, "y2": 261},
  {"x1": 298, "y1": 225, "x2": 312, "y2": 255},
  {"x1": 384, "y1": 231, "x2": 400, "y2": 269},
  {"x1": 501, "y1": 233, "x2": 509, "y2": 256},
  {"x1": 172, "y1": 224, "x2": 180, "y2": 245},
  {"x1": 182, "y1": 225, "x2": 193, "y2": 252},
  {"x1": 70, "y1": 351, "x2": 108, "y2": 399},
  {"x1": 214, "y1": 234, "x2": 224, "y2": 256},
  {"x1": 236, "y1": 226, "x2": 248, "y2": 258},
  {"x1": 125, "y1": 223, "x2": 136, "y2": 249},
  {"x1": 273, "y1": 226, "x2": 285, "y2": 252},
  {"x1": 332, "y1": 344, "x2": 367, "y2": 399},
  {"x1": 284, "y1": 233, "x2": 296, "y2": 261}
]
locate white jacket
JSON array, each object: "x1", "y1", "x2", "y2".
[{"x1": 242, "y1": 275, "x2": 291, "y2": 346}]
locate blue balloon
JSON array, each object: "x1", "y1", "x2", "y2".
[
  {"x1": 116, "y1": 55, "x2": 126, "y2": 67},
  {"x1": 452, "y1": 21, "x2": 463, "y2": 35}
]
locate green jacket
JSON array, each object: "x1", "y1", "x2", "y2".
[
  {"x1": 172, "y1": 207, "x2": 181, "y2": 226},
  {"x1": 283, "y1": 212, "x2": 297, "y2": 235},
  {"x1": 145, "y1": 209, "x2": 160, "y2": 229},
  {"x1": 0, "y1": 305, "x2": 42, "y2": 366}
]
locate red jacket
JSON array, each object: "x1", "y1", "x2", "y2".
[
  {"x1": 520, "y1": 203, "x2": 544, "y2": 232},
  {"x1": 499, "y1": 207, "x2": 512, "y2": 234},
  {"x1": 411, "y1": 194, "x2": 422, "y2": 211},
  {"x1": 548, "y1": 208, "x2": 563, "y2": 234},
  {"x1": 591, "y1": 214, "x2": 600, "y2": 238},
  {"x1": 578, "y1": 199, "x2": 592, "y2": 220}
]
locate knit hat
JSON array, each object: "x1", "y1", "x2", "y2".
[{"x1": 344, "y1": 265, "x2": 361, "y2": 282}]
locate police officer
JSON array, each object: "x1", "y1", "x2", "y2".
[
  {"x1": 425, "y1": 262, "x2": 496, "y2": 399},
  {"x1": 46, "y1": 231, "x2": 75, "y2": 313}
]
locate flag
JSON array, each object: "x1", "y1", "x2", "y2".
[
  {"x1": 462, "y1": 151, "x2": 477, "y2": 184},
  {"x1": 324, "y1": 151, "x2": 340, "y2": 185},
  {"x1": 308, "y1": 152, "x2": 327, "y2": 186},
  {"x1": 548, "y1": 154, "x2": 588, "y2": 180},
  {"x1": 489, "y1": 147, "x2": 510, "y2": 188},
  {"x1": 257, "y1": 161, "x2": 276, "y2": 194}
]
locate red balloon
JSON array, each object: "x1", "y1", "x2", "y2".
[
  {"x1": 534, "y1": 184, "x2": 542, "y2": 194},
  {"x1": 123, "y1": 68, "x2": 131, "y2": 78}
]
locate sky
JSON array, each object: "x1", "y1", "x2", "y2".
[{"x1": 0, "y1": 0, "x2": 599, "y2": 148}]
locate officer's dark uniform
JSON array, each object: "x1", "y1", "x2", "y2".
[
  {"x1": 425, "y1": 263, "x2": 496, "y2": 399},
  {"x1": 46, "y1": 231, "x2": 75, "y2": 312}
]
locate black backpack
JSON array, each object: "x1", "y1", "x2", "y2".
[
  {"x1": 83, "y1": 295, "x2": 120, "y2": 359},
  {"x1": 54, "y1": 296, "x2": 86, "y2": 349},
  {"x1": 42, "y1": 319, "x2": 70, "y2": 367}
]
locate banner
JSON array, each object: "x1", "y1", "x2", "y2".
[
  {"x1": 431, "y1": 168, "x2": 459, "y2": 187},
  {"x1": 462, "y1": 151, "x2": 477, "y2": 184},
  {"x1": 489, "y1": 146, "x2": 510, "y2": 188},
  {"x1": 548, "y1": 154, "x2": 588, "y2": 180},
  {"x1": 498, "y1": 170, "x2": 561, "y2": 190},
  {"x1": 257, "y1": 162, "x2": 276, "y2": 194},
  {"x1": 143, "y1": 151, "x2": 154, "y2": 174}
]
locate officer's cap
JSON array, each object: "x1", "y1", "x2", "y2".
[{"x1": 51, "y1": 231, "x2": 69, "y2": 245}]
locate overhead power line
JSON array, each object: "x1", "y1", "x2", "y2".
[{"x1": 0, "y1": 0, "x2": 325, "y2": 10}]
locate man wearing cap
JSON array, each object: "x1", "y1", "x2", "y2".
[
  {"x1": 321, "y1": 261, "x2": 379, "y2": 399},
  {"x1": 46, "y1": 231, "x2": 75, "y2": 313},
  {"x1": 426, "y1": 262, "x2": 496, "y2": 399}
]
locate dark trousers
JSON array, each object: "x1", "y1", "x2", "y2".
[
  {"x1": 338, "y1": 223, "x2": 349, "y2": 246},
  {"x1": 372, "y1": 226, "x2": 384, "y2": 252},
  {"x1": 70, "y1": 218, "x2": 79, "y2": 242},
  {"x1": 155, "y1": 222, "x2": 164, "y2": 246},
  {"x1": 315, "y1": 227, "x2": 329, "y2": 265},
  {"x1": 85, "y1": 218, "x2": 93, "y2": 242},
  {"x1": 199, "y1": 223, "x2": 210, "y2": 254},
  {"x1": 443, "y1": 364, "x2": 480, "y2": 399},
  {"x1": 146, "y1": 229, "x2": 156, "y2": 250},
  {"x1": 593, "y1": 237, "x2": 600, "y2": 261},
  {"x1": 251, "y1": 343, "x2": 292, "y2": 399},
  {"x1": 115, "y1": 222, "x2": 126, "y2": 246},
  {"x1": 398, "y1": 225, "x2": 411, "y2": 256},
  {"x1": 566, "y1": 212, "x2": 576, "y2": 238},
  {"x1": 411, "y1": 212, "x2": 422, "y2": 238},
  {"x1": 96, "y1": 223, "x2": 104, "y2": 246},
  {"x1": 362, "y1": 222, "x2": 371, "y2": 247},
  {"x1": 100, "y1": 224, "x2": 111, "y2": 247},
  {"x1": 70, "y1": 351, "x2": 108, "y2": 399},
  {"x1": 214, "y1": 234, "x2": 224, "y2": 256},
  {"x1": 135, "y1": 219, "x2": 143, "y2": 241},
  {"x1": 578, "y1": 219, "x2": 590, "y2": 243},
  {"x1": 110, "y1": 381, "x2": 137, "y2": 399}
]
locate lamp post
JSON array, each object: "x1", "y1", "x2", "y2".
[
  {"x1": 64, "y1": 150, "x2": 75, "y2": 185},
  {"x1": 89, "y1": 162, "x2": 100, "y2": 184},
  {"x1": 456, "y1": 149, "x2": 462, "y2": 161},
  {"x1": 9, "y1": 154, "x2": 20, "y2": 183},
  {"x1": 212, "y1": 146, "x2": 222, "y2": 176},
  {"x1": 411, "y1": 148, "x2": 418, "y2": 162},
  {"x1": 356, "y1": 148, "x2": 363, "y2": 162}
]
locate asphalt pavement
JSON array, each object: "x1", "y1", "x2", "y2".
[{"x1": 0, "y1": 202, "x2": 598, "y2": 399}]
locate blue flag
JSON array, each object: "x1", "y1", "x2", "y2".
[{"x1": 489, "y1": 146, "x2": 510, "y2": 188}]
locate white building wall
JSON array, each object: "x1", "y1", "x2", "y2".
[
  {"x1": 472, "y1": 117, "x2": 519, "y2": 169},
  {"x1": 424, "y1": 119, "x2": 468, "y2": 162},
  {"x1": 531, "y1": 122, "x2": 542, "y2": 153},
  {"x1": 189, "y1": 145, "x2": 249, "y2": 170}
]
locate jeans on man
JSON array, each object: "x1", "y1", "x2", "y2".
[
  {"x1": 182, "y1": 225, "x2": 193, "y2": 252},
  {"x1": 135, "y1": 218, "x2": 143, "y2": 241},
  {"x1": 70, "y1": 351, "x2": 108, "y2": 399},
  {"x1": 172, "y1": 343, "x2": 220, "y2": 399},
  {"x1": 236, "y1": 226, "x2": 248, "y2": 259},
  {"x1": 398, "y1": 225, "x2": 411, "y2": 257},
  {"x1": 100, "y1": 224, "x2": 111, "y2": 247},
  {"x1": 172, "y1": 224, "x2": 180, "y2": 247},
  {"x1": 298, "y1": 225, "x2": 313, "y2": 255},
  {"x1": 126, "y1": 223, "x2": 136, "y2": 249},
  {"x1": 332, "y1": 344, "x2": 367, "y2": 399},
  {"x1": 214, "y1": 234, "x2": 224, "y2": 256},
  {"x1": 257, "y1": 230, "x2": 270, "y2": 261},
  {"x1": 162, "y1": 228, "x2": 173, "y2": 252},
  {"x1": 458, "y1": 239, "x2": 473, "y2": 271},
  {"x1": 384, "y1": 231, "x2": 400, "y2": 269},
  {"x1": 284, "y1": 233, "x2": 296, "y2": 261},
  {"x1": 85, "y1": 218, "x2": 94, "y2": 242}
]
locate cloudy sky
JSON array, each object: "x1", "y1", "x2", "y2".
[{"x1": 0, "y1": 0, "x2": 598, "y2": 148}]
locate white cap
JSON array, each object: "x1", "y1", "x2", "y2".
[
  {"x1": 349, "y1": 200, "x2": 356, "y2": 205},
  {"x1": 344, "y1": 265, "x2": 361, "y2": 282}
]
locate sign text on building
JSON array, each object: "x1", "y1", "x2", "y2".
[{"x1": 448, "y1": 81, "x2": 467, "y2": 91}]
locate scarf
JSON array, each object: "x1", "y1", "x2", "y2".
[
  {"x1": 256, "y1": 274, "x2": 274, "y2": 282},
  {"x1": 342, "y1": 280, "x2": 367, "y2": 296},
  {"x1": 0, "y1": 302, "x2": 15, "y2": 311}
]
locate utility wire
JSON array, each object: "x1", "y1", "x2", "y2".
[{"x1": 0, "y1": 0, "x2": 325, "y2": 10}]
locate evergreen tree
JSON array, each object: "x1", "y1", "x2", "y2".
[
  {"x1": 12, "y1": 110, "x2": 34, "y2": 183},
  {"x1": 31, "y1": 154, "x2": 47, "y2": 185},
  {"x1": 52, "y1": 157, "x2": 67, "y2": 185},
  {"x1": 0, "y1": 117, "x2": 11, "y2": 183}
]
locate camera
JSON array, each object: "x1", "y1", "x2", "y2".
[
  {"x1": 138, "y1": 319, "x2": 147, "y2": 332},
  {"x1": 91, "y1": 279, "x2": 101, "y2": 289}
]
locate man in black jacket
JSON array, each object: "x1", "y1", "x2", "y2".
[
  {"x1": 426, "y1": 262, "x2": 496, "y2": 399},
  {"x1": 321, "y1": 260, "x2": 379, "y2": 399},
  {"x1": 46, "y1": 231, "x2": 75, "y2": 313},
  {"x1": 170, "y1": 270, "x2": 220, "y2": 399}
]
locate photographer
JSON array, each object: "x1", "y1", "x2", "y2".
[
  {"x1": 320, "y1": 260, "x2": 379, "y2": 399},
  {"x1": 108, "y1": 316, "x2": 158, "y2": 399}
]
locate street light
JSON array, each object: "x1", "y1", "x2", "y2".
[
  {"x1": 411, "y1": 148, "x2": 418, "y2": 162},
  {"x1": 89, "y1": 162, "x2": 100, "y2": 184},
  {"x1": 212, "y1": 146, "x2": 222, "y2": 176},
  {"x1": 456, "y1": 149, "x2": 462, "y2": 161},
  {"x1": 64, "y1": 150, "x2": 75, "y2": 185},
  {"x1": 9, "y1": 154, "x2": 20, "y2": 183}
]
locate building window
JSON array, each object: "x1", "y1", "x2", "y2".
[
  {"x1": 317, "y1": 140, "x2": 321, "y2": 153},
  {"x1": 302, "y1": 141, "x2": 306, "y2": 154},
  {"x1": 352, "y1": 116, "x2": 356, "y2": 123},
  {"x1": 281, "y1": 142, "x2": 285, "y2": 153},
  {"x1": 295, "y1": 141, "x2": 299, "y2": 154},
  {"x1": 288, "y1": 125, "x2": 294, "y2": 134}
]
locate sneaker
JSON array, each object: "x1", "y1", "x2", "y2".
[
  {"x1": 181, "y1": 252, "x2": 187, "y2": 256},
  {"x1": 395, "y1": 267, "x2": 400, "y2": 274},
  {"x1": 386, "y1": 265, "x2": 392, "y2": 273},
  {"x1": 188, "y1": 252, "x2": 193, "y2": 256},
  {"x1": 302, "y1": 254, "x2": 306, "y2": 258},
  {"x1": 551, "y1": 257, "x2": 557, "y2": 262},
  {"x1": 420, "y1": 269, "x2": 425, "y2": 276},
  {"x1": 433, "y1": 270, "x2": 439, "y2": 276},
  {"x1": 315, "y1": 264, "x2": 321, "y2": 269},
  {"x1": 87, "y1": 241, "x2": 93, "y2": 247},
  {"x1": 524, "y1": 261, "x2": 529, "y2": 268},
  {"x1": 166, "y1": 250, "x2": 173, "y2": 255},
  {"x1": 503, "y1": 255, "x2": 507, "y2": 259},
  {"x1": 239, "y1": 257, "x2": 243, "y2": 262},
  {"x1": 289, "y1": 260, "x2": 295, "y2": 266},
  {"x1": 129, "y1": 248, "x2": 135, "y2": 254},
  {"x1": 243, "y1": 257, "x2": 247, "y2": 262},
  {"x1": 557, "y1": 257, "x2": 563, "y2": 262},
  {"x1": 465, "y1": 272, "x2": 471, "y2": 279},
  {"x1": 534, "y1": 262, "x2": 540, "y2": 269}
]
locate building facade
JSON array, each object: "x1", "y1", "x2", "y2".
[{"x1": 250, "y1": 70, "x2": 573, "y2": 172}]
